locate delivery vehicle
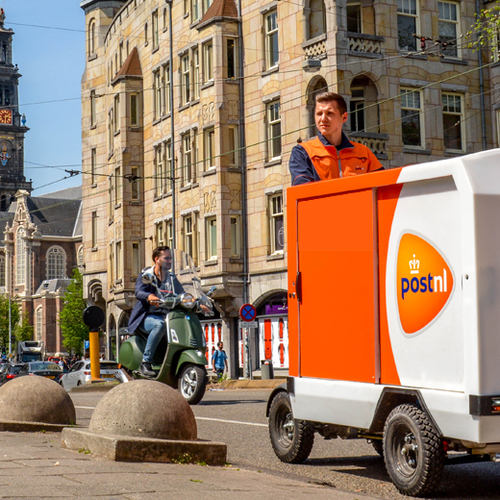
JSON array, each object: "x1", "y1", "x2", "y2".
[
  {"x1": 60, "y1": 360, "x2": 119, "y2": 391},
  {"x1": 267, "y1": 149, "x2": 500, "y2": 496},
  {"x1": 115, "y1": 249, "x2": 215, "y2": 405},
  {"x1": 17, "y1": 341, "x2": 43, "y2": 362}
]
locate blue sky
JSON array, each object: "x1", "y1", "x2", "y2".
[{"x1": 4, "y1": 0, "x2": 84, "y2": 195}]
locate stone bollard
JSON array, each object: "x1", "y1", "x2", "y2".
[
  {"x1": 61, "y1": 380, "x2": 227, "y2": 465},
  {"x1": 0, "y1": 376, "x2": 76, "y2": 432}
]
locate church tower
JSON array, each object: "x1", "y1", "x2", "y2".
[{"x1": 0, "y1": 9, "x2": 31, "y2": 212}]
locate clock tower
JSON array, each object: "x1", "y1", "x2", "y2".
[{"x1": 0, "y1": 9, "x2": 31, "y2": 211}]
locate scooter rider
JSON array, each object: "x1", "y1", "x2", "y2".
[{"x1": 128, "y1": 246, "x2": 184, "y2": 377}]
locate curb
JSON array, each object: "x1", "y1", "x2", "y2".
[
  {"x1": 62, "y1": 427, "x2": 227, "y2": 465},
  {"x1": 220, "y1": 379, "x2": 285, "y2": 389},
  {"x1": 71, "y1": 379, "x2": 285, "y2": 393}
]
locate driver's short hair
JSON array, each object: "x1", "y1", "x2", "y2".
[
  {"x1": 315, "y1": 92, "x2": 347, "y2": 115},
  {"x1": 152, "y1": 245, "x2": 171, "y2": 262}
]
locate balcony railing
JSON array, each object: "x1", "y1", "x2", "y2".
[
  {"x1": 302, "y1": 33, "x2": 327, "y2": 60},
  {"x1": 347, "y1": 32, "x2": 384, "y2": 58},
  {"x1": 348, "y1": 131, "x2": 388, "y2": 159}
]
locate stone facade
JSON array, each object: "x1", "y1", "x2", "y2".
[{"x1": 80, "y1": 0, "x2": 496, "y2": 376}]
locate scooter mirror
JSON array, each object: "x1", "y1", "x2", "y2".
[{"x1": 141, "y1": 269, "x2": 155, "y2": 285}]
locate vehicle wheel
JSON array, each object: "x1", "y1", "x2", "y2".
[
  {"x1": 369, "y1": 439, "x2": 384, "y2": 457},
  {"x1": 268, "y1": 391, "x2": 314, "y2": 464},
  {"x1": 383, "y1": 404, "x2": 445, "y2": 496},
  {"x1": 77, "y1": 380, "x2": 82, "y2": 387},
  {"x1": 178, "y1": 364, "x2": 207, "y2": 405}
]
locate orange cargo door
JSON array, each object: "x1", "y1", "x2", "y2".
[{"x1": 297, "y1": 188, "x2": 377, "y2": 383}]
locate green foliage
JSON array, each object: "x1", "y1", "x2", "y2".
[
  {"x1": 58, "y1": 268, "x2": 88, "y2": 356},
  {"x1": 0, "y1": 295, "x2": 20, "y2": 350},
  {"x1": 467, "y1": 5, "x2": 500, "y2": 54},
  {"x1": 16, "y1": 314, "x2": 34, "y2": 343}
]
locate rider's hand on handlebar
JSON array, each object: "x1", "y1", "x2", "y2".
[{"x1": 148, "y1": 294, "x2": 161, "y2": 306}]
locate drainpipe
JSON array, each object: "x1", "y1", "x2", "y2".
[
  {"x1": 476, "y1": 0, "x2": 487, "y2": 150},
  {"x1": 166, "y1": 0, "x2": 176, "y2": 248}
]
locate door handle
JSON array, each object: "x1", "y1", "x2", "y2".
[{"x1": 295, "y1": 271, "x2": 302, "y2": 303}]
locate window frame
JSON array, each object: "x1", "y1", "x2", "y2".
[
  {"x1": 46, "y1": 246, "x2": 66, "y2": 280},
  {"x1": 401, "y1": 87, "x2": 424, "y2": 148},
  {"x1": 397, "y1": 0, "x2": 419, "y2": 52},
  {"x1": 264, "y1": 9, "x2": 279, "y2": 70},
  {"x1": 205, "y1": 216, "x2": 217, "y2": 260},
  {"x1": 203, "y1": 40, "x2": 213, "y2": 83},
  {"x1": 442, "y1": 92, "x2": 464, "y2": 151},
  {"x1": 438, "y1": 0, "x2": 460, "y2": 59},
  {"x1": 268, "y1": 193, "x2": 284, "y2": 255},
  {"x1": 266, "y1": 99, "x2": 282, "y2": 161},
  {"x1": 181, "y1": 54, "x2": 190, "y2": 105},
  {"x1": 203, "y1": 127, "x2": 216, "y2": 171}
]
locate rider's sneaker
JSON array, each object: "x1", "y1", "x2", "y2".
[{"x1": 139, "y1": 362, "x2": 156, "y2": 378}]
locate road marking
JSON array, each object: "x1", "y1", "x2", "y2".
[
  {"x1": 196, "y1": 416, "x2": 267, "y2": 428},
  {"x1": 74, "y1": 407, "x2": 267, "y2": 428}
]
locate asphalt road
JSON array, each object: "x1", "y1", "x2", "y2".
[{"x1": 71, "y1": 388, "x2": 500, "y2": 500}]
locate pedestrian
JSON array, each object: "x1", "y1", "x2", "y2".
[
  {"x1": 289, "y1": 92, "x2": 383, "y2": 185},
  {"x1": 212, "y1": 341, "x2": 228, "y2": 381}
]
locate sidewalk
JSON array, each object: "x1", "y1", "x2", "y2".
[{"x1": 0, "y1": 430, "x2": 382, "y2": 500}]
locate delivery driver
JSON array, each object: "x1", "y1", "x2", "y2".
[{"x1": 289, "y1": 92, "x2": 383, "y2": 185}]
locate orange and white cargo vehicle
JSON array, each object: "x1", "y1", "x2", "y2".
[{"x1": 267, "y1": 149, "x2": 500, "y2": 496}]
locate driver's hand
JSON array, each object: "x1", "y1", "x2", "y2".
[{"x1": 148, "y1": 294, "x2": 160, "y2": 305}]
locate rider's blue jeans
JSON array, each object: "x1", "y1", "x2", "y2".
[{"x1": 140, "y1": 315, "x2": 166, "y2": 363}]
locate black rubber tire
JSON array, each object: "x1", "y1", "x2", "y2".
[
  {"x1": 383, "y1": 404, "x2": 445, "y2": 497},
  {"x1": 178, "y1": 364, "x2": 207, "y2": 405},
  {"x1": 76, "y1": 380, "x2": 82, "y2": 386},
  {"x1": 370, "y1": 439, "x2": 384, "y2": 457},
  {"x1": 268, "y1": 391, "x2": 314, "y2": 463}
]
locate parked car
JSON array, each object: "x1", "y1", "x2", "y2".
[
  {"x1": 0, "y1": 363, "x2": 24, "y2": 385},
  {"x1": 59, "y1": 361, "x2": 119, "y2": 391},
  {"x1": 16, "y1": 362, "x2": 63, "y2": 382}
]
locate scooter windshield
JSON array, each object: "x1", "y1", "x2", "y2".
[{"x1": 168, "y1": 249, "x2": 214, "y2": 316}]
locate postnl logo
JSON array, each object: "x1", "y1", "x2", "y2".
[{"x1": 397, "y1": 233, "x2": 454, "y2": 334}]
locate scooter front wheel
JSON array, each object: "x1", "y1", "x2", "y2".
[{"x1": 178, "y1": 364, "x2": 207, "y2": 405}]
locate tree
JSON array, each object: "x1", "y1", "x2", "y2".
[
  {"x1": 467, "y1": 5, "x2": 500, "y2": 55},
  {"x1": 0, "y1": 295, "x2": 20, "y2": 352},
  {"x1": 16, "y1": 315, "x2": 34, "y2": 343},
  {"x1": 59, "y1": 268, "x2": 88, "y2": 356}
]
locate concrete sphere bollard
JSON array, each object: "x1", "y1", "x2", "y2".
[
  {"x1": 89, "y1": 380, "x2": 197, "y2": 441},
  {"x1": 0, "y1": 376, "x2": 76, "y2": 425}
]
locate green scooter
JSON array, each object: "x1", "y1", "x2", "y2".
[{"x1": 115, "y1": 250, "x2": 215, "y2": 405}]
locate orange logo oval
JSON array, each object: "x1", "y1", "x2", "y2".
[{"x1": 396, "y1": 233, "x2": 454, "y2": 334}]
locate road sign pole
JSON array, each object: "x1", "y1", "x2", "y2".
[{"x1": 239, "y1": 304, "x2": 257, "y2": 380}]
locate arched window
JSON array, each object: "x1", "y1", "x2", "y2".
[
  {"x1": 350, "y1": 76, "x2": 380, "y2": 134},
  {"x1": 46, "y1": 246, "x2": 66, "y2": 280},
  {"x1": 306, "y1": 77, "x2": 329, "y2": 138},
  {"x1": 308, "y1": 0, "x2": 327, "y2": 39},
  {"x1": 16, "y1": 228, "x2": 26, "y2": 285},
  {"x1": 35, "y1": 306, "x2": 43, "y2": 342},
  {"x1": 77, "y1": 245, "x2": 84, "y2": 269},
  {"x1": 88, "y1": 19, "x2": 96, "y2": 55},
  {"x1": 0, "y1": 255, "x2": 5, "y2": 287}
]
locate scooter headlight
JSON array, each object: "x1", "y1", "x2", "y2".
[{"x1": 180, "y1": 293, "x2": 196, "y2": 309}]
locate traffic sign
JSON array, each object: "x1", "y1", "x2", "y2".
[
  {"x1": 239, "y1": 303, "x2": 257, "y2": 322},
  {"x1": 84, "y1": 340, "x2": 90, "y2": 349},
  {"x1": 239, "y1": 320, "x2": 258, "y2": 329}
]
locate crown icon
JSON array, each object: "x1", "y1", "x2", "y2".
[{"x1": 409, "y1": 254, "x2": 420, "y2": 274}]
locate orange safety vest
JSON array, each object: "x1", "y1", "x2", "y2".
[{"x1": 300, "y1": 137, "x2": 381, "y2": 180}]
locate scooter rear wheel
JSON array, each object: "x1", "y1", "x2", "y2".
[{"x1": 178, "y1": 364, "x2": 207, "y2": 405}]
